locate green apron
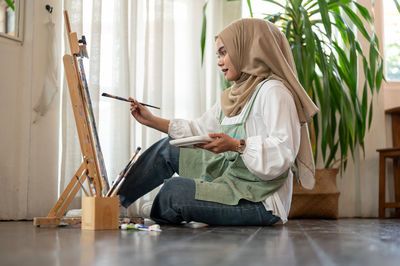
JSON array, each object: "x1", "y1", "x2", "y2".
[{"x1": 179, "y1": 79, "x2": 289, "y2": 205}]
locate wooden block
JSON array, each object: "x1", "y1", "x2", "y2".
[
  {"x1": 69, "y1": 32, "x2": 80, "y2": 55},
  {"x1": 82, "y1": 197, "x2": 119, "y2": 230}
]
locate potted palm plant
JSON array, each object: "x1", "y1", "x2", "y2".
[{"x1": 201, "y1": 0, "x2": 400, "y2": 218}]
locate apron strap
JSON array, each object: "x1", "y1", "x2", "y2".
[
  {"x1": 219, "y1": 79, "x2": 271, "y2": 124},
  {"x1": 239, "y1": 79, "x2": 270, "y2": 123}
]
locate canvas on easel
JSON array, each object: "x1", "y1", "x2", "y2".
[{"x1": 34, "y1": 11, "x2": 110, "y2": 227}]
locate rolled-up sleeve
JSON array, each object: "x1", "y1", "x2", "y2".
[
  {"x1": 241, "y1": 85, "x2": 301, "y2": 181},
  {"x1": 168, "y1": 103, "x2": 221, "y2": 139}
]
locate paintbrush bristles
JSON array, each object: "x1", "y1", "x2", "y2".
[{"x1": 101, "y1": 93, "x2": 131, "y2": 102}]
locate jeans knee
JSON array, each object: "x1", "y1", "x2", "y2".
[
  {"x1": 150, "y1": 177, "x2": 191, "y2": 224},
  {"x1": 158, "y1": 137, "x2": 179, "y2": 160},
  {"x1": 158, "y1": 177, "x2": 180, "y2": 199},
  {"x1": 152, "y1": 137, "x2": 172, "y2": 154},
  {"x1": 164, "y1": 176, "x2": 183, "y2": 186},
  {"x1": 159, "y1": 136, "x2": 171, "y2": 146},
  {"x1": 157, "y1": 177, "x2": 194, "y2": 203}
]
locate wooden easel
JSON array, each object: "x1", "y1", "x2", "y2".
[{"x1": 34, "y1": 11, "x2": 108, "y2": 226}]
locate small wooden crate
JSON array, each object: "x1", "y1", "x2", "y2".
[{"x1": 82, "y1": 196, "x2": 119, "y2": 230}]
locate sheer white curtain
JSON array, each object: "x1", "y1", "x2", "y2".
[{"x1": 59, "y1": 0, "x2": 225, "y2": 212}]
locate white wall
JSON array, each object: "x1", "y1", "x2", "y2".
[{"x1": 0, "y1": 0, "x2": 62, "y2": 219}]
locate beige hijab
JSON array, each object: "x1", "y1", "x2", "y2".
[{"x1": 216, "y1": 18, "x2": 319, "y2": 189}]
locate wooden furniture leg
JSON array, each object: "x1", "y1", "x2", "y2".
[
  {"x1": 394, "y1": 158, "x2": 400, "y2": 217},
  {"x1": 379, "y1": 153, "x2": 386, "y2": 219}
]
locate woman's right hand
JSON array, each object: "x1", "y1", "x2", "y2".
[{"x1": 129, "y1": 97, "x2": 155, "y2": 127}]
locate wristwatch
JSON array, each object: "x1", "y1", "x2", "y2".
[{"x1": 237, "y1": 139, "x2": 246, "y2": 154}]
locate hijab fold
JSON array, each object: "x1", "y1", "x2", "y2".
[{"x1": 216, "y1": 19, "x2": 319, "y2": 189}]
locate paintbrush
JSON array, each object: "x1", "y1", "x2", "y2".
[
  {"x1": 106, "y1": 147, "x2": 141, "y2": 197},
  {"x1": 102, "y1": 93, "x2": 160, "y2": 110},
  {"x1": 110, "y1": 149, "x2": 140, "y2": 197}
]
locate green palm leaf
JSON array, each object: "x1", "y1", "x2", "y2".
[
  {"x1": 5, "y1": 0, "x2": 14, "y2": 11},
  {"x1": 200, "y1": 1, "x2": 208, "y2": 66}
]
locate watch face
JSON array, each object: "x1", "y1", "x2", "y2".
[
  {"x1": 237, "y1": 139, "x2": 245, "y2": 154},
  {"x1": 238, "y1": 146, "x2": 245, "y2": 153}
]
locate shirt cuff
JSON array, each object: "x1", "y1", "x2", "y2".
[
  {"x1": 241, "y1": 135, "x2": 262, "y2": 175},
  {"x1": 242, "y1": 135, "x2": 277, "y2": 181},
  {"x1": 242, "y1": 135, "x2": 262, "y2": 158},
  {"x1": 168, "y1": 119, "x2": 193, "y2": 139}
]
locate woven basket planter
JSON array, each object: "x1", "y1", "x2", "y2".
[{"x1": 289, "y1": 168, "x2": 340, "y2": 219}]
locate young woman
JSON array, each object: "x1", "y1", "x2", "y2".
[{"x1": 118, "y1": 18, "x2": 318, "y2": 226}]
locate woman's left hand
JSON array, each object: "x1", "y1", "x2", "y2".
[{"x1": 196, "y1": 133, "x2": 239, "y2": 153}]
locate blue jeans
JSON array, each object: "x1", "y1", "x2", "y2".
[{"x1": 118, "y1": 137, "x2": 280, "y2": 226}]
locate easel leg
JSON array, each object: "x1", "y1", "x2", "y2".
[
  {"x1": 47, "y1": 162, "x2": 86, "y2": 217},
  {"x1": 56, "y1": 167, "x2": 90, "y2": 218}
]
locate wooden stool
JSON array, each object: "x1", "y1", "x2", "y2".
[{"x1": 377, "y1": 107, "x2": 400, "y2": 218}]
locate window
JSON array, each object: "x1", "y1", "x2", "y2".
[
  {"x1": 383, "y1": 0, "x2": 400, "y2": 81},
  {"x1": 0, "y1": 0, "x2": 23, "y2": 42}
]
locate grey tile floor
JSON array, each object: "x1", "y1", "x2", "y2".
[{"x1": 1, "y1": 219, "x2": 400, "y2": 266}]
